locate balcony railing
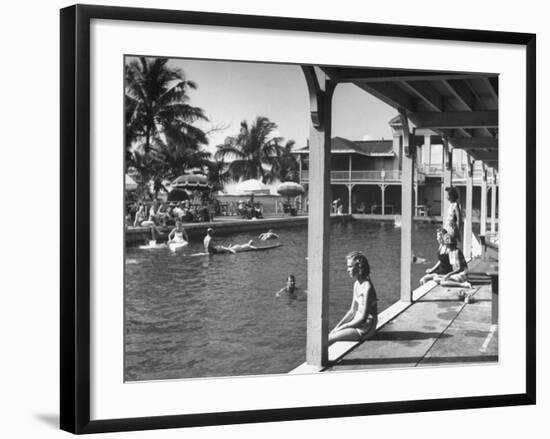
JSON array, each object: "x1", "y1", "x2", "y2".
[{"x1": 300, "y1": 170, "x2": 402, "y2": 183}]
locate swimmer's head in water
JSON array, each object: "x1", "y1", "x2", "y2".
[{"x1": 287, "y1": 275, "x2": 296, "y2": 290}]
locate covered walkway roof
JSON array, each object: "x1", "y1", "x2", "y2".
[{"x1": 320, "y1": 67, "x2": 498, "y2": 169}]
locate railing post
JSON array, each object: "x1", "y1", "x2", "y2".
[
  {"x1": 301, "y1": 66, "x2": 333, "y2": 368},
  {"x1": 399, "y1": 109, "x2": 414, "y2": 303},
  {"x1": 381, "y1": 184, "x2": 386, "y2": 216},
  {"x1": 464, "y1": 156, "x2": 474, "y2": 259}
]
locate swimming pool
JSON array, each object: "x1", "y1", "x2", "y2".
[{"x1": 124, "y1": 220, "x2": 439, "y2": 381}]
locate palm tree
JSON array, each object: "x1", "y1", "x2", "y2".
[
  {"x1": 125, "y1": 57, "x2": 210, "y2": 194},
  {"x1": 271, "y1": 140, "x2": 299, "y2": 182},
  {"x1": 205, "y1": 159, "x2": 230, "y2": 193},
  {"x1": 214, "y1": 116, "x2": 287, "y2": 184}
]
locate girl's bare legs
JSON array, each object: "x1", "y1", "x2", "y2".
[
  {"x1": 420, "y1": 274, "x2": 436, "y2": 284},
  {"x1": 329, "y1": 328, "x2": 361, "y2": 344}
]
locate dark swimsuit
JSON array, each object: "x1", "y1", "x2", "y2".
[{"x1": 436, "y1": 251, "x2": 452, "y2": 274}]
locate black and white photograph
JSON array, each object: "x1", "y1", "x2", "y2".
[
  {"x1": 3, "y1": 0, "x2": 545, "y2": 437},
  {"x1": 124, "y1": 56, "x2": 500, "y2": 382}
]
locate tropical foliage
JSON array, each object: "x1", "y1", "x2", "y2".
[
  {"x1": 125, "y1": 56, "x2": 211, "y2": 198},
  {"x1": 214, "y1": 116, "x2": 298, "y2": 184}
]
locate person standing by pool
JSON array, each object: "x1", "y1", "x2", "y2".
[
  {"x1": 444, "y1": 186, "x2": 462, "y2": 243},
  {"x1": 329, "y1": 251, "x2": 378, "y2": 344},
  {"x1": 203, "y1": 228, "x2": 235, "y2": 254}
]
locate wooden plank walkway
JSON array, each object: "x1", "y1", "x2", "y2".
[{"x1": 326, "y1": 257, "x2": 498, "y2": 372}]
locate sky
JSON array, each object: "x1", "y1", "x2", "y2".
[{"x1": 163, "y1": 57, "x2": 398, "y2": 154}]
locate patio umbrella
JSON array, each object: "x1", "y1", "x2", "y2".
[
  {"x1": 125, "y1": 174, "x2": 138, "y2": 191},
  {"x1": 277, "y1": 181, "x2": 304, "y2": 198},
  {"x1": 235, "y1": 179, "x2": 270, "y2": 195},
  {"x1": 171, "y1": 174, "x2": 211, "y2": 191}
]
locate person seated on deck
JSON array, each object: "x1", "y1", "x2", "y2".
[
  {"x1": 434, "y1": 233, "x2": 472, "y2": 288},
  {"x1": 203, "y1": 228, "x2": 235, "y2": 254},
  {"x1": 228, "y1": 240, "x2": 257, "y2": 252},
  {"x1": 420, "y1": 228, "x2": 452, "y2": 284},
  {"x1": 133, "y1": 203, "x2": 146, "y2": 227},
  {"x1": 138, "y1": 205, "x2": 163, "y2": 243},
  {"x1": 329, "y1": 251, "x2": 378, "y2": 345},
  {"x1": 167, "y1": 221, "x2": 189, "y2": 245},
  {"x1": 259, "y1": 229, "x2": 279, "y2": 240}
]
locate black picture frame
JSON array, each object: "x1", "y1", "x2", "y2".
[{"x1": 60, "y1": 4, "x2": 536, "y2": 434}]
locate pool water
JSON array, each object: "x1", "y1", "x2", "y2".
[{"x1": 125, "y1": 220, "x2": 438, "y2": 381}]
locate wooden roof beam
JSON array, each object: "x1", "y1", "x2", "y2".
[
  {"x1": 322, "y1": 67, "x2": 497, "y2": 83},
  {"x1": 399, "y1": 81, "x2": 443, "y2": 111},
  {"x1": 441, "y1": 79, "x2": 475, "y2": 110},
  {"x1": 410, "y1": 111, "x2": 498, "y2": 129},
  {"x1": 356, "y1": 82, "x2": 414, "y2": 111},
  {"x1": 448, "y1": 137, "x2": 498, "y2": 149},
  {"x1": 468, "y1": 150, "x2": 498, "y2": 162}
]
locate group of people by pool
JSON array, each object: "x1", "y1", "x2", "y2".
[
  {"x1": 278, "y1": 186, "x2": 472, "y2": 347},
  {"x1": 146, "y1": 221, "x2": 280, "y2": 255},
  {"x1": 419, "y1": 186, "x2": 471, "y2": 289},
  {"x1": 142, "y1": 185, "x2": 472, "y2": 348}
]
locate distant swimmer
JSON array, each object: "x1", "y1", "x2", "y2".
[
  {"x1": 167, "y1": 221, "x2": 189, "y2": 251},
  {"x1": 276, "y1": 274, "x2": 301, "y2": 297},
  {"x1": 168, "y1": 221, "x2": 189, "y2": 244},
  {"x1": 203, "y1": 228, "x2": 235, "y2": 254},
  {"x1": 229, "y1": 240, "x2": 257, "y2": 252},
  {"x1": 259, "y1": 229, "x2": 279, "y2": 240}
]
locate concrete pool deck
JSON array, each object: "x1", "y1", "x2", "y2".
[{"x1": 290, "y1": 257, "x2": 498, "y2": 373}]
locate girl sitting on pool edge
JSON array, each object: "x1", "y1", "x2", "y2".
[{"x1": 329, "y1": 251, "x2": 378, "y2": 345}]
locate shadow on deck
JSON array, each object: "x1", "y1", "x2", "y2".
[{"x1": 324, "y1": 257, "x2": 498, "y2": 372}]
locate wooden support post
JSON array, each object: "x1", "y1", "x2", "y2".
[
  {"x1": 301, "y1": 66, "x2": 333, "y2": 367},
  {"x1": 347, "y1": 184, "x2": 353, "y2": 214},
  {"x1": 442, "y1": 137, "x2": 453, "y2": 219},
  {"x1": 464, "y1": 156, "x2": 474, "y2": 259},
  {"x1": 399, "y1": 109, "x2": 414, "y2": 303},
  {"x1": 381, "y1": 184, "x2": 386, "y2": 215},
  {"x1": 424, "y1": 134, "x2": 431, "y2": 165},
  {"x1": 480, "y1": 165, "x2": 488, "y2": 236}
]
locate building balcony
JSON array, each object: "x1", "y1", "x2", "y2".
[
  {"x1": 418, "y1": 164, "x2": 496, "y2": 184},
  {"x1": 300, "y1": 170, "x2": 403, "y2": 184}
]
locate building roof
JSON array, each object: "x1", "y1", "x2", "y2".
[
  {"x1": 293, "y1": 136, "x2": 394, "y2": 156},
  {"x1": 319, "y1": 66, "x2": 499, "y2": 169}
]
